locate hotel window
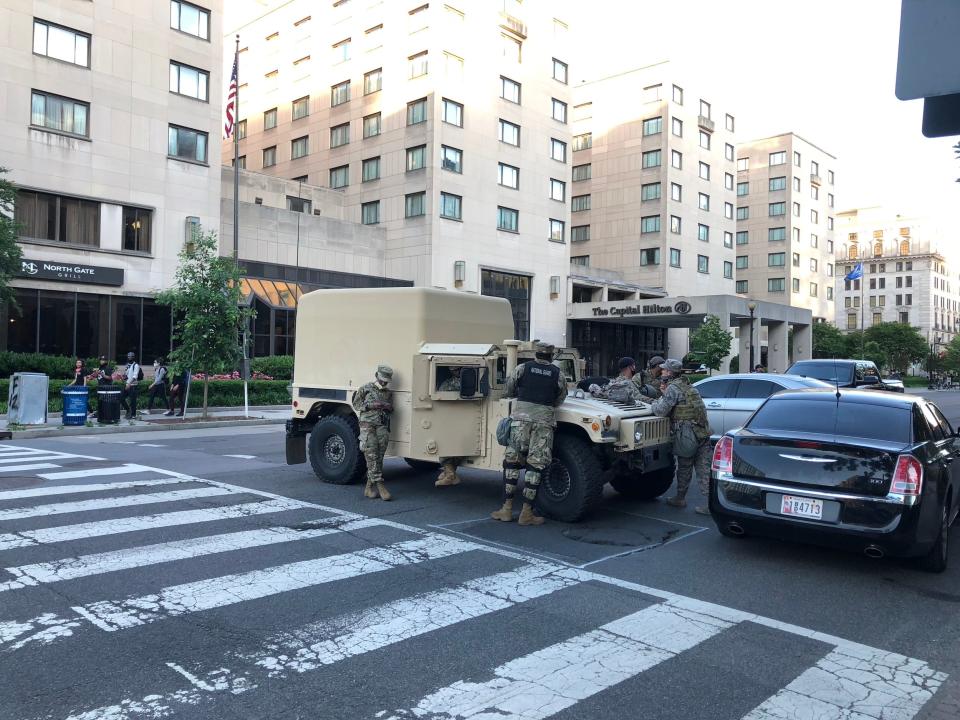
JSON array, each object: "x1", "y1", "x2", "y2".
[
  {"x1": 736, "y1": 206, "x2": 749, "y2": 220},
  {"x1": 409, "y1": 50, "x2": 428, "y2": 77},
  {"x1": 553, "y1": 58, "x2": 568, "y2": 83},
  {"x1": 643, "y1": 150, "x2": 662, "y2": 168},
  {"x1": 406, "y1": 144, "x2": 426, "y2": 171},
  {"x1": 811, "y1": 160, "x2": 819, "y2": 176},
  {"x1": 643, "y1": 117, "x2": 662, "y2": 136},
  {"x1": 672, "y1": 117, "x2": 683, "y2": 137},
  {"x1": 673, "y1": 84, "x2": 684, "y2": 104},
  {"x1": 737, "y1": 230, "x2": 749, "y2": 245},
  {"x1": 725, "y1": 143, "x2": 734, "y2": 161},
  {"x1": 810, "y1": 185, "x2": 819, "y2": 200},
  {"x1": 170, "y1": 1, "x2": 210, "y2": 39},
  {"x1": 810, "y1": 209, "x2": 819, "y2": 224},
  {"x1": 572, "y1": 163, "x2": 591, "y2": 181},
  {"x1": 737, "y1": 158, "x2": 749, "y2": 171},
  {"x1": 168, "y1": 124, "x2": 208, "y2": 163},
  {"x1": 405, "y1": 192, "x2": 426, "y2": 218},
  {"x1": 793, "y1": 176, "x2": 801, "y2": 191},
  {"x1": 699, "y1": 162, "x2": 710, "y2": 180},
  {"x1": 234, "y1": 156, "x2": 246, "y2": 169},
  {"x1": 329, "y1": 165, "x2": 349, "y2": 189},
  {"x1": 442, "y1": 98, "x2": 463, "y2": 127},
  {"x1": 827, "y1": 262, "x2": 834, "y2": 276},
  {"x1": 769, "y1": 176, "x2": 786, "y2": 191},
  {"x1": 441, "y1": 145, "x2": 462, "y2": 173},
  {"x1": 286, "y1": 196, "x2": 312, "y2": 214},
  {"x1": 670, "y1": 183, "x2": 682, "y2": 201},
  {"x1": 642, "y1": 182, "x2": 661, "y2": 201},
  {"x1": 237, "y1": 120, "x2": 246, "y2": 139},
  {"x1": 769, "y1": 278, "x2": 786, "y2": 293},
  {"x1": 261, "y1": 145, "x2": 276, "y2": 167},
  {"x1": 291, "y1": 136, "x2": 308, "y2": 159},
  {"x1": 33, "y1": 19, "x2": 90, "y2": 67},
  {"x1": 810, "y1": 258, "x2": 818, "y2": 272},
  {"x1": 699, "y1": 99, "x2": 711, "y2": 119},
  {"x1": 698, "y1": 223, "x2": 709, "y2": 242},
  {"x1": 644, "y1": 84, "x2": 662, "y2": 102},
  {"x1": 737, "y1": 182, "x2": 749, "y2": 196},
  {"x1": 499, "y1": 119, "x2": 520, "y2": 146},
  {"x1": 827, "y1": 287, "x2": 834, "y2": 301},
  {"x1": 498, "y1": 206, "x2": 519, "y2": 232},
  {"x1": 572, "y1": 194, "x2": 591, "y2": 212},
  {"x1": 364, "y1": 68, "x2": 382, "y2": 95},
  {"x1": 333, "y1": 38, "x2": 351, "y2": 63},
  {"x1": 736, "y1": 280, "x2": 748, "y2": 293},
  {"x1": 828, "y1": 170, "x2": 835, "y2": 184},
  {"x1": 169, "y1": 61, "x2": 209, "y2": 101},
  {"x1": 769, "y1": 252, "x2": 786, "y2": 267},
  {"x1": 444, "y1": 52, "x2": 464, "y2": 78},
  {"x1": 330, "y1": 122, "x2": 350, "y2": 147},
  {"x1": 792, "y1": 278, "x2": 801, "y2": 293},
  {"x1": 571, "y1": 225, "x2": 590, "y2": 242},
  {"x1": 570, "y1": 255, "x2": 589, "y2": 267},
  {"x1": 725, "y1": 114, "x2": 735, "y2": 132},
  {"x1": 573, "y1": 133, "x2": 592, "y2": 151},
  {"x1": 671, "y1": 150, "x2": 682, "y2": 169},
  {"x1": 122, "y1": 206, "x2": 151, "y2": 252},
  {"x1": 769, "y1": 151, "x2": 786, "y2": 166},
  {"x1": 827, "y1": 216, "x2": 834, "y2": 230},
  {"x1": 736, "y1": 255, "x2": 748, "y2": 269},
  {"x1": 847, "y1": 314, "x2": 857, "y2": 329},
  {"x1": 698, "y1": 255, "x2": 709, "y2": 274},
  {"x1": 670, "y1": 215, "x2": 681, "y2": 234},
  {"x1": 330, "y1": 80, "x2": 350, "y2": 106},
  {"x1": 793, "y1": 202, "x2": 800, "y2": 217},
  {"x1": 810, "y1": 283, "x2": 819, "y2": 297},
  {"x1": 501, "y1": 33, "x2": 521, "y2": 62},
  {"x1": 769, "y1": 202, "x2": 785, "y2": 216},
  {"x1": 725, "y1": 202, "x2": 734, "y2": 219},
  {"x1": 793, "y1": 151, "x2": 801, "y2": 167},
  {"x1": 549, "y1": 179, "x2": 566, "y2": 201},
  {"x1": 641, "y1": 215, "x2": 660, "y2": 233},
  {"x1": 30, "y1": 91, "x2": 89, "y2": 137},
  {"x1": 363, "y1": 112, "x2": 381, "y2": 138},
  {"x1": 498, "y1": 162, "x2": 519, "y2": 189},
  {"x1": 724, "y1": 231, "x2": 733, "y2": 248},
  {"x1": 573, "y1": 102, "x2": 593, "y2": 121},
  {"x1": 549, "y1": 219, "x2": 565, "y2": 242},
  {"x1": 292, "y1": 95, "x2": 310, "y2": 119},
  {"x1": 640, "y1": 248, "x2": 660, "y2": 266},
  {"x1": 361, "y1": 201, "x2": 380, "y2": 225},
  {"x1": 552, "y1": 98, "x2": 567, "y2": 123},
  {"x1": 810, "y1": 233, "x2": 818, "y2": 248},
  {"x1": 793, "y1": 227, "x2": 800, "y2": 242},
  {"x1": 670, "y1": 248, "x2": 681, "y2": 267},
  {"x1": 15, "y1": 190, "x2": 100, "y2": 247},
  {"x1": 407, "y1": 97, "x2": 427, "y2": 125},
  {"x1": 698, "y1": 193, "x2": 710, "y2": 211},
  {"x1": 264, "y1": 108, "x2": 277, "y2": 130},
  {"x1": 362, "y1": 156, "x2": 380, "y2": 182},
  {"x1": 828, "y1": 193, "x2": 834, "y2": 208},
  {"x1": 550, "y1": 138, "x2": 567, "y2": 162},
  {"x1": 500, "y1": 76, "x2": 521, "y2": 103},
  {"x1": 699, "y1": 130, "x2": 711, "y2": 150},
  {"x1": 769, "y1": 227, "x2": 786, "y2": 242},
  {"x1": 724, "y1": 261, "x2": 733, "y2": 279},
  {"x1": 792, "y1": 252, "x2": 800, "y2": 267},
  {"x1": 440, "y1": 192, "x2": 462, "y2": 220}
]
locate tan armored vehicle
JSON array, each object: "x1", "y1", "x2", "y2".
[{"x1": 286, "y1": 287, "x2": 674, "y2": 521}]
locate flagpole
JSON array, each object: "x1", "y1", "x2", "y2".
[
  {"x1": 859, "y1": 265, "x2": 865, "y2": 358},
  {"x1": 230, "y1": 34, "x2": 249, "y2": 419}
]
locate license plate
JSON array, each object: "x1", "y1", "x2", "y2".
[{"x1": 780, "y1": 494, "x2": 823, "y2": 519}]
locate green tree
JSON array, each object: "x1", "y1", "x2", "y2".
[
  {"x1": 0, "y1": 169, "x2": 25, "y2": 310},
  {"x1": 942, "y1": 335, "x2": 960, "y2": 375},
  {"x1": 864, "y1": 322, "x2": 927, "y2": 373},
  {"x1": 812, "y1": 322, "x2": 846, "y2": 358},
  {"x1": 843, "y1": 331, "x2": 887, "y2": 369},
  {"x1": 689, "y1": 315, "x2": 733, "y2": 374},
  {"x1": 157, "y1": 230, "x2": 252, "y2": 418}
]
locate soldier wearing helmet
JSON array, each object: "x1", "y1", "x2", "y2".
[
  {"x1": 491, "y1": 341, "x2": 567, "y2": 526},
  {"x1": 351, "y1": 364, "x2": 395, "y2": 501}
]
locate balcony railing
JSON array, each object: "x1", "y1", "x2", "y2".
[
  {"x1": 499, "y1": 12, "x2": 527, "y2": 38},
  {"x1": 810, "y1": 173, "x2": 822, "y2": 186},
  {"x1": 698, "y1": 115, "x2": 715, "y2": 132}
]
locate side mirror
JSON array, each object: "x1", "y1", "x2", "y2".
[
  {"x1": 478, "y1": 367, "x2": 490, "y2": 397},
  {"x1": 862, "y1": 375, "x2": 880, "y2": 385},
  {"x1": 459, "y1": 367, "x2": 478, "y2": 397}
]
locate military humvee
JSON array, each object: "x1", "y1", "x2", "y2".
[{"x1": 285, "y1": 287, "x2": 673, "y2": 521}]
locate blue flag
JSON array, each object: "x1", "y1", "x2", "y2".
[{"x1": 844, "y1": 263, "x2": 863, "y2": 281}]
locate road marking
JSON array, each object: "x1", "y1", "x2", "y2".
[
  {"x1": 0, "y1": 477, "x2": 189, "y2": 502},
  {"x1": 138, "y1": 443, "x2": 165, "y2": 448},
  {"x1": 0, "y1": 463, "x2": 60, "y2": 473},
  {"x1": 38, "y1": 463, "x2": 159, "y2": 480},
  {"x1": 0, "y1": 446, "x2": 103, "y2": 461},
  {"x1": 379, "y1": 602, "x2": 732, "y2": 720},
  {"x1": 71, "y1": 535, "x2": 477, "y2": 632},
  {"x1": 0, "y1": 613, "x2": 81, "y2": 651},
  {"x1": 224, "y1": 454, "x2": 256, "y2": 459},
  {"x1": 0, "y1": 486, "x2": 235, "y2": 522},
  {"x1": 0, "y1": 497, "x2": 316, "y2": 551},
  {"x1": 742, "y1": 646, "x2": 947, "y2": 720},
  {"x1": 0, "y1": 455, "x2": 73, "y2": 465},
  {"x1": 0, "y1": 517, "x2": 383, "y2": 592}
]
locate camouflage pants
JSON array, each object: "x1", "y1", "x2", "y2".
[
  {"x1": 675, "y1": 438, "x2": 712, "y2": 500},
  {"x1": 359, "y1": 423, "x2": 389, "y2": 484},
  {"x1": 503, "y1": 419, "x2": 554, "y2": 502}
]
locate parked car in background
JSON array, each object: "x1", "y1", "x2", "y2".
[
  {"x1": 786, "y1": 359, "x2": 904, "y2": 392},
  {"x1": 711, "y1": 389, "x2": 959, "y2": 572},
  {"x1": 693, "y1": 373, "x2": 831, "y2": 440},
  {"x1": 882, "y1": 376, "x2": 906, "y2": 392}
]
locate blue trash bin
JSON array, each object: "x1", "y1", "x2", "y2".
[{"x1": 61, "y1": 386, "x2": 90, "y2": 426}]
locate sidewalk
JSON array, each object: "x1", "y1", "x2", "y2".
[{"x1": 1, "y1": 405, "x2": 288, "y2": 439}]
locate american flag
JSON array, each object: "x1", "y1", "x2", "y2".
[{"x1": 224, "y1": 56, "x2": 238, "y2": 139}]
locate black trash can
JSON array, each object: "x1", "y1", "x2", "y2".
[{"x1": 96, "y1": 387, "x2": 122, "y2": 425}]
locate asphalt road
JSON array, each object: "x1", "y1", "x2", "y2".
[{"x1": 1, "y1": 420, "x2": 957, "y2": 720}]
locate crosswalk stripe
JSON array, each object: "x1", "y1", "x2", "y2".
[
  {"x1": 0, "y1": 477, "x2": 189, "y2": 502},
  {"x1": 379, "y1": 602, "x2": 733, "y2": 720},
  {"x1": 0, "y1": 463, "x2": 60, "y2": 473},
  {"x1": 0, "y1": 454, "x2": 73, "y2": 465},
  {"x1": 73, "y1": 535, "x2": 477, "y2": 633},
  {"x1": 0, "y1": 517, "x2": 384, "y2": 592},
  {"x1": 0, "y1": 486, "x2": 235, "y2": 522},
  {"x1": 741, "y1": 646, "x2": 948, "y2": 720},
  {"x1": 0, "y1": 497, "x2": 315, "y2": 551},
  {"x1": 38, "y1": 463, "x2": 159, "y2": 480},
  {"x1": 0, "y1": 449, "x2": 104, "y2": 461}
]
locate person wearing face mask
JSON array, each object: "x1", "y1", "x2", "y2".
[
  {"x1": 95, "y1": 356, "x2": 114, "y2": 386},
  {"x1": 146, "y1": 358, "x2": 169, "y2": 413},
  {"x1": 351, "y1": 364, "x2": 395, "y2": 501}
]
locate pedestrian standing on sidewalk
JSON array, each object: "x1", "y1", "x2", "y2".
[
  {"x1": 95, "y1": 356, "x2": 114, "y2": 386},
  {"x1": 70, "y1": 359, "x2": 87, "y2": 386},
  {"x1": 165, "y1": 367, "x2": 190, "y2": 417},
  {"x1": 146, "y1": 358, "x2": 169, "y2": 413},
  {"x1": 120, "y1": 352, "x2": 142, "y2": 420}
]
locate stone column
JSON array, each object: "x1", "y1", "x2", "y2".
[
  {"x1": 767, "y1": 321, "x2": 788, "y2": 373},
  {"x1": 792, "y1": 323, "x2": 812, "y2": 365}
]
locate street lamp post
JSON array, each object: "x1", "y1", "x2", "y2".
[{"x1": 747, "y1": 300, "x2": 757, "y2": 372}]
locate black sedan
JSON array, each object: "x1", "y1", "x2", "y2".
[{"x1": 710, "y1": 389, "x2": 959, "y2": 572}]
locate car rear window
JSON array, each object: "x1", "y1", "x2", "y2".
[
  {"x1": 747, "y1": 398, "x2": 912, "y2": 444},
  {"x1": 788, "y1": 362, "x2": 854, "y2": 385}
]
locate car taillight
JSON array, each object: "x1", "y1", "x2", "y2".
[
  {"x1": 712, "y1": 436, "x2": 733, "y2": 473},
  {"x1": 891, "y1": 454, "x2": 923, "y2": 496}
]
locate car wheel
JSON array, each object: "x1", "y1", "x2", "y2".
[
  {"x1": 918, "y1": 497, "x2": 950, "y2": 573},
  {"x1": 535, "y1": 433, "x2": 605, "y2": 522},
  {"x1": 308, "y1": 414, "x2": 366, "y2": 485},
  {"x1": 403, "y1": 458, "x2": 439, "y2": 472},
  {"x1": 609, "y1": 465, "x2": 675, "y2": 500}
]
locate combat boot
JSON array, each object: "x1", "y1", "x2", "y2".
[
  {"x1": 376, "y1": 481, "x2": 392, "y2": 501},
  {"x1": 363, "y1": 481, "x2": 378, "y2": 499},
  {"x1": 664, "y1": 495, "x2": 687, "y2": 508},
  {"x1": 490, "y1": 498, "x2": 513, "y2": 521},
  {"x1": 435, "y1": 464, "x2": 460, "y2": 487},
  {"x1": 517, "y1": 503, "x2": 545, "y2": 526}
]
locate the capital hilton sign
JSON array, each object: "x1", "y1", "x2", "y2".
[{"x1": 591, "y1": 301, "x2": 692, "y2": 318}]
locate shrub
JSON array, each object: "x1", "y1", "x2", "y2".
[
  {"x1": 250, "y1": 355, "x2": 294, "y2": 380},
  {"x1": 0, "y1": 352, "x2": 100, "y2": 379}
]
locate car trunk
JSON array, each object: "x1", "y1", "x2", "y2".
[{"x1": 732, "y1": 430, "x2": 906, "y2": 497}]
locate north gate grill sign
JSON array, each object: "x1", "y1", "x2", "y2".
[
  {"x1": 17, "y1": 259, "x2": 124, "y2": 286},
  {"x1": 591, "y1": 302, "x2": 689, "y2": 317}
]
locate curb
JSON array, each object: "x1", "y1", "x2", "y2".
[{"x1": 7, "y1": 417, "x2": 285, "y2": 440}]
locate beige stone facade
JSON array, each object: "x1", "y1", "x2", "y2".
[{"x1": 222, "y1": 0, "x2": 573, "y2": 344}]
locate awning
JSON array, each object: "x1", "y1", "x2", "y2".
[{"x1": 239, "y1": 278, "x2": 304, "y2": 309}]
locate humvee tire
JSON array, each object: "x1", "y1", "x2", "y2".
[
  {"x1": 609, "y1": 466, "x2": 675, "y2": 500},
  {"x1": 536, "y1": 434, "x2": 605, "y2": 522},
  {"x1": 308, "y1": 415, "x2": 366, "y2": 485},
  {"x1": 404, "y1": 458, "x2": 440, "y2": 472}
]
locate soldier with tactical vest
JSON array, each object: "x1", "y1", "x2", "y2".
[
  {"x1": 651, "y1": 358, "x2": 713, "y2": 515},
  {"x1": 491, "y1": 341, "x2": 567, "y2": 526},
  {"x1": 589, "y1": 357, "x2": 644, "y2": 404},
  {"x1": 634, "y1": 355, "x2": 665, "y2": 399},
  {"x1": 352, "y1": 364, "x2": 395, "y2": 501}
]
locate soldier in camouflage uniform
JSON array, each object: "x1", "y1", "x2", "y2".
[
  {"x1": 435, "y1": 367, "x2": 464, "y2": 487},
  {"x1": 491, "y1": 341, "x2": 567, "y2": 526},
  {"x1": 651, "y1": 358, "x2": 713, "y2": 515},
  {"x1": 351, "y1": 364, "x2": 395, "y2": 501},
  {"x1": 589, "y1": 357, "x2": 644, "y2": 404},
  {"x1": 633, "y1": 355, "x2": 664, "y2": 399}
]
